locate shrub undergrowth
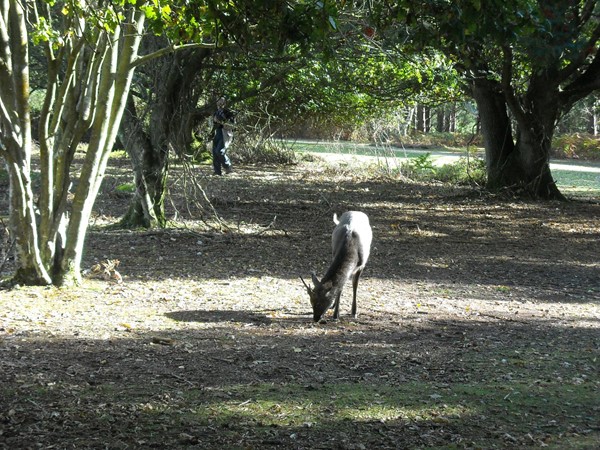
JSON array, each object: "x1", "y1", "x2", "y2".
[
  {"x1": 552, "y1": 133, "x2": 600, "y2": 160},
  {"x1": 231, "y1": 137, "x2": 297, "y2": 165},
  {"x1": 398, "y1": 153, "x2": 487, "y2": 186}
]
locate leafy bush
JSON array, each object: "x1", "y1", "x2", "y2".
[
  {"x1": 552, "y1": 134, "x2": 600, "y2": 161},
  {"x1": 189, "y1": 140, "x2": 212, "y2": 164},
  {"x1": 435, "y1": 157, "x2": 487, "y2": 186},
  {"x1": 398, "y1": 153, "x2": 486, "y2": 186},
  {"x1": 188, "y1": 132, "x2": 298, "y2": 166},
  {"x1": 399, "y1": 153, "x2": 437, "y2": 180}
]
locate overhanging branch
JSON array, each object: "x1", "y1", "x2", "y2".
[{"x1": 130, "y1": 42, "x2": 216, "y2": 69}]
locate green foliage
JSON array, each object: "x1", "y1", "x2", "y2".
[
  {"x1": 553, "y1": 134, "x2": 600, "y2": 161},
  {"x1": 30, "y1": 16, "x2": 61, "y2": 48},
  {"x1": 28, "y1": 90, "x2": 46, "y2": 116},
  {"x1": 116, "y1": 183, "x2": 135, "y2": 193},
  {"x1": 435, "y1": 157, "x2": 487, "y2": 186},
  {"x1": 408, "y1": 153, "x2": 436, "y2": 175},
  {"x1": 140, "y1": 0, "x2": 338, "y2": 48},
  {"x1": 189, "y1": 140, "x2": 212, "y2": 164},
  {"x1": 393, "y1": 0, "x2": 600, "y2": 99},
  {"x1": 398, "y1": 153, "x2": 486, "y2": 186}
]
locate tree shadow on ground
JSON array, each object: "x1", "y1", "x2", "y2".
[
  {"x1": 1, "y1": 315, "x2": 598, "y2": 449},
  {"x1": 166, "y1": 309, "x2": 275, "y2": 325},
  {"x1": 83, "y1": 167, "x2": 600, "y2": 304}
]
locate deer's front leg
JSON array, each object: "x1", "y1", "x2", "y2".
[{"x1": 332, "y1": 292, "x2": 342, "y2": 320}]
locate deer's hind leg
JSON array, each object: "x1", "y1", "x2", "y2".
[{"x1": 351, "y1": 269, "x2": 363, "y2": 318}]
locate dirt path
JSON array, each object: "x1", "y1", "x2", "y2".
[{"x1": 1, "y1": 156, "x2": 599, "y2": 449}]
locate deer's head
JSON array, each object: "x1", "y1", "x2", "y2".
[{"x1": 301, "y1": 274, "x2": 335, "y2": 322}]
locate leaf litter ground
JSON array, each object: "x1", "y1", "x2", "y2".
[{"x1": 1, "y1": 154, "x2": 599, "y2": 449}]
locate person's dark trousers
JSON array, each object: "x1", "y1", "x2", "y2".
[{"x1": 212, "y1": 128, "x2": 232, "y2": 175}]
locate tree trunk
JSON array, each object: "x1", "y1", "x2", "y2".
[
  {"x1": 1, "y1": 1, "x2": 52, "y2": 285},
  {"x1": 472, "y1": 81, "x2": 520, "y2": 189},
  {"x1": 56, "y1": 14, "x2": 145, "y2": 285},
  {"x1": 416, "y1": 104, "x2": 425, "y2": 132},
  {"x1": 448, "y1": 103, "x2": 456, "y2": 132},
  {"x1": 2, "y1": 2, "x2": 216, "y2": 286},
  {"x1": 6, "y1": 146, "x2": 52, "y2": 285},
  {"x1": 118, "y1": 95, "x2": 167, "y2": 228},
  {"x1": 119, "y1": 48, "x2": 212, "y2": 229},
  {"x1": 436, "y1": 107, "x2": 445, "y2": 132},
  {"x1": 472, "y1": 80, "x2": 565, "y2": 200}
]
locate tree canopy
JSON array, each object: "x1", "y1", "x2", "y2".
[
  {"x1": 362, "y1": 0, "x2": 600, "y2": 197},
  {"x1": 0, "y1": 0, "x2": 337, "y2": 286},
  {"x1": 1, "y1": 0, "x2": 599, "y2": 287}
]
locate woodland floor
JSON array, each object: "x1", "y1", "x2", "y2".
[{"x1": 1, "y1": 153, "x2": 600, "y2": 449}]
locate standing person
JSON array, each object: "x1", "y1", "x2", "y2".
[{"x1": 211, "y1": 96, "x2": 234, "y2": 175}]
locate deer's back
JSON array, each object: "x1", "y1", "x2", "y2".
[{"x1": 332, "y1": 211, "x2": 372, "y2": 264}]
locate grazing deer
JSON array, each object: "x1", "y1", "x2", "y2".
[{"x1": 302, "y1": 211, "x2": 372, "y2": 322}]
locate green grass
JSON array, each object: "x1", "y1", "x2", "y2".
[
  {"x1": 116, "y1": 182, "x2": 136, "y2": 193},
  {"x1": 553, "y1": 166, "x2": 600, "y2": 197},
  {"x1": 18, "y1": 351, "x2": 591, "y2": 448},
  {"x1": 173, "y1": 377, "x2": 598, "y2": 448},
  {"x1": 290, "y1": 140, "x2": 456, "y2": 159}
]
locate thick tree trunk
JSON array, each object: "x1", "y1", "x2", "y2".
[
  {"x1": 1, "y1": 1, "x2": 51, "y2": 285},
  {"x1": 119, "y1": 95, "x2": 167, "y2": 228},
  {"x1": 416, "y1": 104, "x2": 425, "y2": 132},
  {"x1": 6, "y1": 146, "x2": 52, "y2": 285},
  {"x1": 119, "y1": 48, "x2": 212, "y2": 229},
  {"x1": 55, "y1": 12, "x2": 145, "y2": 286},
  {"x1": 513, "y1": 123, "x2": 563, "y2": 200},
  {"x1": 448, "y1": 103, "x2": 456, "y2": 133},
  {"x1": 415, "y1": 104, "x2": 432, "y2": 132},
  {"x1": 472, "y1": 81, "x2": 565, "y2": 200},
  {"x1": 436, "y1": 107, "x2": 445, "y2": 133},
  {"x1": 472, "y1": 82, "x2": 521, "y2": 189}
]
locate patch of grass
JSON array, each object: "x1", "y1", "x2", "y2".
[
  {"x1": 396, "y1": 153, "x2": 487, "y2": 186},
  {"x1": 181, "y1": 382, "x2": 471, "y2": 438},
  {"x1": 5, "y1": 374, "x2": 596, "y2": 448},
  {"x1": 116, "y1": 183, "x2": 136, "y2": 193},
  {"x1": 401, "y1": 152, "x2": 437, "y2": 178},
  {"x1": 494, "y1": 285, "x2": 512, "y2": 293},
  {"x1": 115, "y1": 183, "x2": 135, "y2": 193},
  {"x1": 554, "y1": 166, "x2": 600, "y2": 197},
  {"x1": 110, "y1": 149, "x2": 127, "y2": 158},
  {"x1": 168, "y1": 377, "x2": 599, "y2": 448},
  {"x1": 292, "y1": 140, "x2": 599, "y2": 195}
]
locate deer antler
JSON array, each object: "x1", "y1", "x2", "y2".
[{"x1": 300, "y1": 276, "x2": 311, "y2": 291}]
